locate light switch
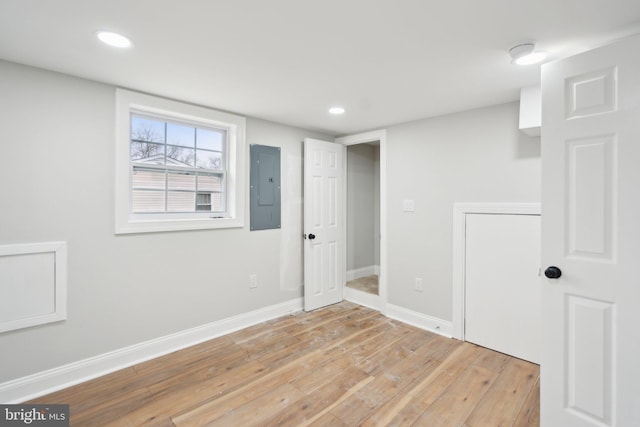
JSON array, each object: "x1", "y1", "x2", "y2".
[{"x1": 403, "y1": 199, "x2": 415, "y2": 212}]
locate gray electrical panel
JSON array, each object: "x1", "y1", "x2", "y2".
[{"x1": 250, "y1": 144, "x2": 281, "y2": 230}]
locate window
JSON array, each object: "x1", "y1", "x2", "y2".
[
  {"x1": 115, "y1": 89, "x2": 245, "y2": 234},
  {"x1": 129, "y1": 114, "x2": 226, "y2": 214}
]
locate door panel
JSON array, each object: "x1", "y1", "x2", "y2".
[
  {"x1": 464, "y1": 213, "x2": 541, "y2": 364},
  {"x1": 566, "y1": 135, "x2": 615, "y2": 260},
  {"x1": 541, "y1": 34, "x2": 640, "y2": 426},
  {"x1": 565, "y1": 295, "x2": 614, "y2": 423},
  {"x1": 304, "y1": 138, "x2": 344, "y2": 311}
]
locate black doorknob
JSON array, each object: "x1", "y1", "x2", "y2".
[
  {"x1": 308, "y1": 233, "x2": 316, "y2": 240},
  {"x1": 544, "y1": 266, "x2": 562, "y2": 279}
]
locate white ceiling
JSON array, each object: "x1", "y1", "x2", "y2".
[{"x1": 1, "y1": 1, "x2": 640, "y2": 136}]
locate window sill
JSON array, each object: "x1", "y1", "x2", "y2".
[{"x1": 115, "y1": 216, "x2": 244, "y2": 235}]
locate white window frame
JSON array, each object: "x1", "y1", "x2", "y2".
[{"x1": 115, "y1": 89, "x2": 245, "y2": 234}]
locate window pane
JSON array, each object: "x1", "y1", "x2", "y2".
[
  {"x1": 196, "y1": 150, "x2": 222, "y2": 169},
  {"x1": 196, "y1": 193, "x2": 212, "y2": 211},
  {"x1": 131, "y1": 115, "x2": 165, "y2": 143},
  {"x1": 198, "y1": 174, "x2": 222, "y2": 191},
  {"x1": 168, "y1": 172, "x2": 196, "y2": 191},
  {"x1": 132, "y1": 169, "x2": 165, "y2": 189},
  {"x1": 167, "y1": 122, "x2": 195, "y2": 148},
  {"x1": 132, "y1": 190, "x2": 165, "y2": 212},
  {"x1": 167, "y1": 191, "x2": 196, "y2": 212},
  {"x1": 197, "y1": 128, "x2": 225, "y2": 151},
  {"x1": 166, "y1": 146, "x2": 195, "y2": 166},
  {"x1": 196, "y1": 193, "x2": 211, "y2": 205},
  {"x1": 131, "y1": 142, "x2": 163, "y2": 162},
  {"x1": 212, "y1": 192, "x2": 223, "y2": 212}
]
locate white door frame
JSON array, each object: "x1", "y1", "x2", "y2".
[
  {"x1": 451, "y1": 202, "x2": 541, "y2": 340},
  {"x1": 335, "y1": 129, "x2": 387, "y2": 314}
]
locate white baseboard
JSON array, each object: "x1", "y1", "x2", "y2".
[
  {"x1": 385, "y1": 303, "x2": 453, "y2": 338},
  {"x1": 344, "y1": 287, "x2": 381, "y2": 311},
  {"x1": 346, "y1": 265, "x2": 379, "y2": 282},
  {"x1": 0, "y1": 298, "x2": 303, "y2": 404}
]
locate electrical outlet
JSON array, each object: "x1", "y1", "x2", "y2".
[
  {"x1": 414, "y1": 277, "x2": 423, "y2": 292},
  {"x1": 249, "y1": 274, "x2": 258, "y2": 289}
]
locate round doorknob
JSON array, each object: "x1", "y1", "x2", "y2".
[
  {"x1": 544, "y1": 266, "x2": 562, "y2": 279},
  {"x1": 308, "y1": 233, "x2": 316, "y2": 240}
]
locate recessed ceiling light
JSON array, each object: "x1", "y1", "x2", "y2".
[
  {"x1": 508, "y1": 43, "x2": 547, "y2": 65},
  {"x1": 329, "y1": 107, "x2": 345, "y2": 115},
  {"x1": 96, "y1": 31, "x2": 133, "y2": 48}
]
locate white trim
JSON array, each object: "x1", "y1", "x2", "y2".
[
  {"x1": 344, "y1": 287, "x2": 381, "y2": 311},
  {"x1": 114, "y1": 88, "x2": 246, "y2": 234},
  {"x1": 0, "y1": 242, "x2": 67, "y2": 333},
  {"x1": 385, "y1": 303, "x2": 453, "y2": 338},
  {"x1": 346, "y1": 265, "x2": 379, "y2": 281},
  {"x1": 0, "y1": 298, "x2": 302, "y2": 403},
  {"x1": 336, "y1": 129, "x2": 387, "y2": 315},
  {"x1": 452, "y1": 203, "x2": 541, "y2": 340}
]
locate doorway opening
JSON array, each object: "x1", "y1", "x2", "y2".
[
  {"x1": 345, "y1": 143, "x2": 380, "y2": 296},
  {"x1": 333, "y1": 129, "x2": 387, "y2": 313}
]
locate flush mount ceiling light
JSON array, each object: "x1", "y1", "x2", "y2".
[
  {"x1": 509, "y1": 43, "x2": 547, "y2": 65},
  {"x1": 96, "y1": 31, "x2": 133, "y2": 48},
  {"x1": 328, "y1": 106, "x2": 345, "y2": 115}
]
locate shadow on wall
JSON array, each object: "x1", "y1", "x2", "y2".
[{"x1": 516, "y1": 132, "x2": 541, "y2": 159}]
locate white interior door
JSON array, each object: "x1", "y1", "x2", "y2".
[
  {"x1": 465, "y1": 213, "x2": 541, "y2": 364},
  {"x1": 541, "y1": 34, "x2": 640, "y2": 426},
  {"x1": 303, "y1": 138, "x2": 344, "y2": 311}
]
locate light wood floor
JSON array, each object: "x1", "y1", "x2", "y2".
[
  {"x1": 29, "y1": 302, "x2": 539, "y2": 426},
  {"x1": 346, "y1": 275, "x2": 379, "y2": 295}
]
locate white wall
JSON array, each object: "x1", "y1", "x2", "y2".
[
  {"x1": 0, "y1": 60, "x2": 331, "y2": 383},
  {"x1": 0, "y1": 59, "x2": 540, "y2": 384},
  {"x1": 346, "y1": 144, "x2": 379, "y2": 272},
  {"x1": 374, "y1": 147, "x2": 380, "y2": 268},
  {"x1": 386, "y1": 102, "x2": 541, "y2": 320}
]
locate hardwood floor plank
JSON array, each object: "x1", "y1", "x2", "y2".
[
  {"x1": 231, "y1": 312, "x2": 308, "y2": 344},
  {"x1": 513, "y1": 377, "x2": 541, "y2": 427},
  {"x1": 347, "y1": 333, "x2": 406, "y2": 367},
  {"x1": 354, "y1": 329, "x2": 423, "y2": 375},
  {"x1": 470, "y1": 345, "x2": 512, "y2": 374},
  {"x1": 307, "y1": 412, "x2": 349, "y2": 427},
  {"x1": 121, "y1": 360, "x2": 269, "y2": 425},
  {"x1": 194, "y1": 382, "x2": 306, "y2": 427},
  {"x1": 377, "y1": 342, "x2": 481, "y2": 426},
  {"x1": 463, "y1": 357, "x2": 539, "y2": 426},
  {"x1": 145, "y1": 347, "x2": 250, "y2": 395},
  {"x1": 330, "y1": 375, "x2": 404, "y2": 425},
  {"x1": 412, "y1": 365, "x2": 497, "y2": 427},
  {"x1": 132, "y1": 336, "x2": 235, "y2": 377},
  {"x1": 289, "y1": 358, "x2": 370, "y2": 395},
  {"x1": 240, "y1": 332, "x2": 302, "y2": 362},
  {"x1": 26, "y1": 303, "x2": 539, "y2": 427},
  {"x1": 103, "y1": 414, "x2": 176, "y2": 427},
  {"x1": 71, "y1": 387, "x2": 155, "y2": 426},
  {"x1": 263, "y1": 383, "x2": 347, "y2": 427},
  {"x1": 299, "y1": 375, "x2": 374, "y2": 426}
]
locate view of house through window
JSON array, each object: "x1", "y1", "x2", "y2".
[{"x1": 130, "y1": 113, "x2": 227, "y2": 214}]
